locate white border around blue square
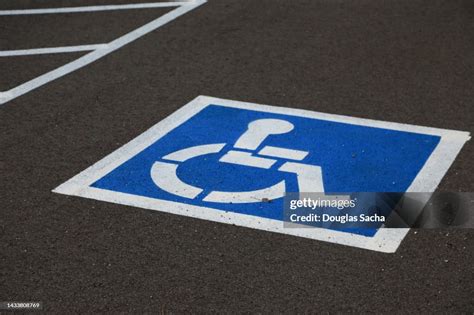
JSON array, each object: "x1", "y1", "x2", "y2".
[{"x1": 53, "y1": 95, "x2": 471, "y2": 253}]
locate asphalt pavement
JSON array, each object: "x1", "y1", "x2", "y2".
[{"x1": 1, "y1": 0, "x2": 473, "y2": 313}]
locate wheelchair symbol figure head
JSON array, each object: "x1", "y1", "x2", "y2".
[
  {"x1": 150, "y1": 118, "x2": 326, "y2": 203},
  {"x1": 233, "y1": 119, "x2": 294, "y2": 150}
]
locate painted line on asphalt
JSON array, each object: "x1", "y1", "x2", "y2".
[
  {"x1": 0, "y1": 0, "x2": 206, "y2": 105},
  {"x1": 0, "y1": 44, "x2": 108, "y2": 57},
  {"x1": 0, "y1": 2, "x2": 198, "y2": 15}
]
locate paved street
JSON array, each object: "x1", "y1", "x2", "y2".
[{"x1": 1, "y1": 0, "x2": 473, "y2": 312}]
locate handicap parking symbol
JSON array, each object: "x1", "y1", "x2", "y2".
[
  {"x1": 150, "y1": 118, "x2": 324, "y2": 203},
  {"x1": 54, "y1": 96, "x2": 470, "y2": 252}
]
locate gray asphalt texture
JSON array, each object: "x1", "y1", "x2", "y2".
[{"x1": 1, "y1": 0, "x2": 473, "y2": 313}]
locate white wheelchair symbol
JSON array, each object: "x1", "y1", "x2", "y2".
[{"x1": 151, "y1": 119, "x2": 326, "y2": 203}]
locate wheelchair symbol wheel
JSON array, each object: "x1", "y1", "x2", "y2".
[{"x1": 150, "y1": 119, "x2": 326, "y2": 203}]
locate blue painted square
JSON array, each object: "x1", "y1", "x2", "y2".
[{"x1": 91, "y1": 104, "x2": 440, "y2": 236}]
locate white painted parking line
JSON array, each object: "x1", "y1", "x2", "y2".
[
  {"x1": 0, "y1": 44, "x2": 108, "y2": 57},
  {"x1": 0, "y1": 2, "x2": 197, "y2": 15},
  {"x1": 0, "y1": 0, "x2": 206, "y2": 105}
]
